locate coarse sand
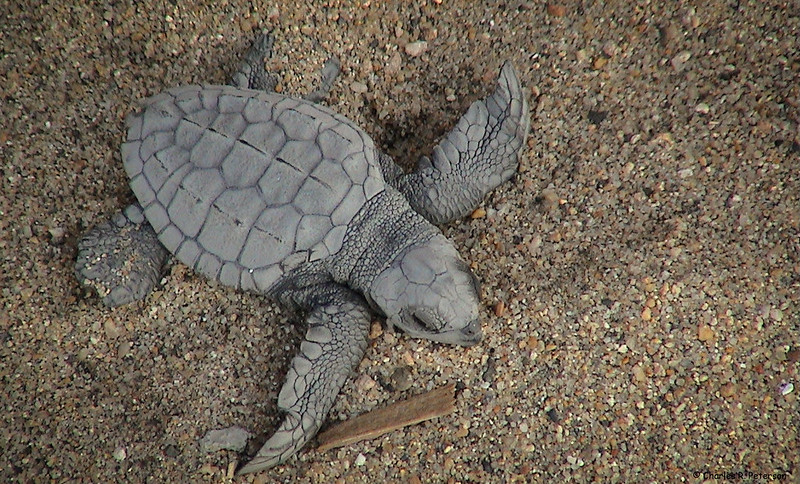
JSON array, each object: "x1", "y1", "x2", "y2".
[{"x1": 1, "y1": 1, "x2": 798, "y2": 482}]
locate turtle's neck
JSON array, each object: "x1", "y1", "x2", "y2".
[{"x1": 327, "y1": 186, "x2": 440, "y2": 301}]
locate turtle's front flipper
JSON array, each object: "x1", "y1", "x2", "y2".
[
  {"x1": 75, "y1": 204, "x2": 168, "y2": 307},
  {"x1": 397, "y1": 62, "x2": 530, "y2": 224},
  {"x1": 237, "y1": 286, "x2": 371, "y2": 474}
]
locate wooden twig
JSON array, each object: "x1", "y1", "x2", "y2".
[{"x1": 316, "y1": 383, "x2": 457, "y2": 452}]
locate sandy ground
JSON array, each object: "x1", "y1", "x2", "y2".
[{"x1": 2, "y1": 0, "x2": 798, "y2": 482}]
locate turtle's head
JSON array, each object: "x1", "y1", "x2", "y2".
[{"x1": 369, "y1": 235, "x2": 482, "y2": 346}]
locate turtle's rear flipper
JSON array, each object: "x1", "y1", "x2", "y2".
[
  {"x1": 304, "y1": 57, "x2": 341, "y2": 103},
  {"x1": 236, "y1": 285, "x2": 370, "y2": 474},
  {"x1": 397, "y1": 62, "x2": 530, "y2": 224},
  {"x1": 75, "y1": 204, "x2": 168, "y2": 307},
  {"x1": 231, "y1": 33, "x2": 277, "y2": 92},
  {"x1": 232, "y1": 32, "x2": 340, "y2": 102}
]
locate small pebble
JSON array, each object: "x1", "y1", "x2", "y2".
[
  {"x1": 164, "y1": 444, "x2": 180, "y2": 458},
  {"x1": 104, "y1": 318, "x2": 124, "y2": 339},
  {"x1": 720, "y1": 383, "x2": 736, "y2": 398},
  {"x1": 354, "y1": 373, "x2": 377, "y2": 392},
  {"x1": 386, "y1": 52, "x2": 402, "y2": 74},
  {"x1": 354, "y1": 453, "x2": 367, "y2": 466},
  {"x1": 404, "y1": 41, "x2": 428, "y2": 57},
  {"x1": 350, "y1": 81, "x2": 368, "y2": 94},
  {"x1": 199, "y1": 426, "x2": 252, "y2": 453},
  {"x1": 482, "y1": 358, "x2": 497, "y2": 382},
  {"x1": 588, "y1": 110, "x2": 607, "y2": 124},
  {"x1": 369, "y1": 321, "x2": 383, "y2": 339},
  {"x1": 602, "y1": 41, "x2": 618, "y2": 58},
  {"x1": 117, "y1": 341, "x2": 132, "y2": 359},
  {"x1": 546, "y1": 4, "x2": 566, "y2": 16},
  {"x1": 112, "y1": 446, "x2": 127, "y2": 461},
  {"x1": 681, "y1": 7, "x2": 700, "y2": 28},
  {"x1": 698, "y1": 325, "x2": 714, "y2": 342},
  {"x1": 632, "y1": 365, "x2": 646, "y2": 383},
  {"x1": 779, "y1": 382, "x2": 794, "y2": 396},
  {"x1": 671, "y1": 51, "x2": 692, "y2": 71},
  {"x1": 540, "y1": 188, "x2": 559, "y2": 209},
  {"x1": 48, "y1": 226, "x2": 66, "y2": 244},
  {"x1": 470, "y1": 207, "x2": 486, "y2": 218},
  {"x1": 390, "y1": 366, "x2": 413, "y2": 391},
  {"x1": 592, "y1": 57, "x2": 608, "y2": 69}
]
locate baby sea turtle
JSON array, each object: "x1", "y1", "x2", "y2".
[{"x1": 75, "y1": 34, "x2": 529, "y2": 474}]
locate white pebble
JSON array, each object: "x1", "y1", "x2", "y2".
[
  {"x1": 112, "y1": 446, "x2": 127, "y2": 461},
  {"x1": 405, "y1": 41, "x2": 428, "y2": 57},
  {"x1": 199, "y1": 426, "x2": 252, "y2": 453},
  {"x1": 350, "y1": 81, "x2": 368, "y2": 94},
  {"x1": 671, "y1": 51, "x2": 692, "y2": 71}
]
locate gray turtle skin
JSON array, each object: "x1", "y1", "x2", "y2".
[{"x1": 75, "y1": 34, "x2": 529, "y2": 474}]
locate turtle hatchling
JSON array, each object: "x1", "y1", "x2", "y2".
[{"x1": 76, "y1": 34, "x2": 529, "y2": 474}]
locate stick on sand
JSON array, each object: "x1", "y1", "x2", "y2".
[{"x1": 316, "y1": 383, "x2": 457, "y2": 452}]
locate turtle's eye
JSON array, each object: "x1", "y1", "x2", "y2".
[
  {"x1": 412, "y1": 314, "x2": 430, "y2": 330},
  {"x1": 410, "y1": 307, "x2": 451, "y2": 332}
]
